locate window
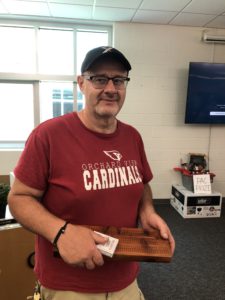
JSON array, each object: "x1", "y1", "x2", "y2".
[
  {"x1": 0, "y1": 26, "x2": 36, "y2": 73},
  {"x1": 0, "y1": 23, "x2": 111, "y2": 148},
  {"x1": 38, "y1": 28, "x2": 74, "y2": 75},
  {"x1": 0, "y1": 83, "x2": 34, "y2": 144},
  {"x1": 40, "y1": 82, "x2": 74, "y2": 122}
]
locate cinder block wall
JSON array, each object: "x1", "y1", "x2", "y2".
[{"x1": 114, "y1": 23, "x2": 225, "y2": 199}]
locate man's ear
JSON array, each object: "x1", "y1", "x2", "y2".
[{"x1": 77, "y1": 75, "x2": 85, "y2": 92}]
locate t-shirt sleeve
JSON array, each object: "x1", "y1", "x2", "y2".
[{"x1": 14, "y1": 128, "x2": 50, "y2": 191}]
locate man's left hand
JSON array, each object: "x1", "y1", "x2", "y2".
[{"x1": 140, "y1": 208, "x2": 175, "y2": 255}]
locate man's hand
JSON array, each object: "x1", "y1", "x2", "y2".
[
  {"x1": 139, "y1": 184, "x2": 175, "y2": 255},
  {"x1": 140, "y1": 207, "x2": 175, "y2": 255},
  {"x1": 56, "y1": 224, "x2": 108, "y2": 269}
]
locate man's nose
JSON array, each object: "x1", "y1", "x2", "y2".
[{"x1": 104, "y1": 79, "x2": 117, "y2": 92}]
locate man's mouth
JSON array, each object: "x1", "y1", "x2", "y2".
[{"x1": 100, "y1": 98, "x2": 118, "y2": 102}]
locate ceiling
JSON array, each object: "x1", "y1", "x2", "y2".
[{"x1": 0, "y1": 0, "x2": 225, "y2": 29}]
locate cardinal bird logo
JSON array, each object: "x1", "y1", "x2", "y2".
[{"x1": 103, "y1": 150, "x2": 122, "y2": 161}]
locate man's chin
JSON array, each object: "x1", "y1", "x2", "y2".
[
  {"x1": 96, "y1": 110, "x2": 117, "y2": 118},
  {"x1": 96, "y1": 105, "x2": 120, "y2": 118}
]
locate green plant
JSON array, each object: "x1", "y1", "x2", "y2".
[
  {"x1": 0, "y1": 183, "x2": 10, "y2": 218},
  {"x1": 0, "y1": 183, "x2": 10, "y2": 204}
]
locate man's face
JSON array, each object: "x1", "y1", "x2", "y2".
[{"x1": 78, "y1": 59, "x2": 128, "y2": 119}]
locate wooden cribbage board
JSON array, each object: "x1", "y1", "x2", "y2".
[{"x1": 88, "y1": 226, "x2": 172, "y2": 263}]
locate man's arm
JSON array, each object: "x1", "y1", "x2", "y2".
[
  {"x1": 8, "y1": 178, "x2": 64, "y2": 241},
  {"x1": 8, "y1": 177, "x2": 107, "y2": 269},
  {"x1": 139, "y1": 183, "x2": 175, "y2": 255}
]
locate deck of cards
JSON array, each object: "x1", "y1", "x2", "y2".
[{"x1": 95, "y1": 231, "x2": 119, "y2": 258}]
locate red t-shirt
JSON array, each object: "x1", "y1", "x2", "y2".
[{"x1": 14, "y1": 112, "x2": 153, "y2": 293}]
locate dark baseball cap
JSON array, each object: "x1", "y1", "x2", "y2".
[{"x1": 81, "y1": 46, "x2": 132, "y2": 73}]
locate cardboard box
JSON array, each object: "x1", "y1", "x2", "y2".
[
  {"x1": 0, "y1": 225, "x2": 36, "y2": 300},
  {"x1": 170, "y1": 184, "x2": 222, "y2": 218}
]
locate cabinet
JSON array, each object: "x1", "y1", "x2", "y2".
[{"x1": 0, "y1": 225, "x2": 36, "y2": 300}]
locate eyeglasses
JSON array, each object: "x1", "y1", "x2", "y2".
[{"x1": 82, "y1": 75, "x2": 130, "y2": 90}]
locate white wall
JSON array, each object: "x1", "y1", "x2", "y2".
[
  {"x1": 114, "y1": 23, "x2": 225, "y2": 198},
  {"x1": 1, "y1": 22, "x2": 225, "y2": 199}
]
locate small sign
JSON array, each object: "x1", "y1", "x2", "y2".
[{"x1": 193, "y1": 174, "x2": 211, "y2": 194}]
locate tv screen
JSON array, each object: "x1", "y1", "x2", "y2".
[{"x1": 185, "y1": 62, "x2": 225, "y2": 124}]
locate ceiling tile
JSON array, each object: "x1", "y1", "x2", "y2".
[
  {"x1": 49, "y1": 0, "x2": 94, "y2": 4},
  {"x1": 0, "y1": 2, "x2": 8, "y2": 13},
  {"x1": 206, "y1": 15, "x2": 225, "y2": 28},
  {"x1": 140, "y1": 0, "x2": 191, "y2": 11},
  {"x1": 2, "y1": 0, "x2": 50, "y2": 16},
  {"x1": 183, "y1": 0, "x2": 225, "y2": 15},
  {"x1": 96, "y1": 0, "x2": 142, "y2": 9},
  {"x1": 1, "y1": 0, "x2": 225, "y2": 29},
  {"x1": 49, "y1": 3, "x2": 92, "y2": 19},
  {"x1": 18, "y1": 0, "x2": 47, "y2": 1},
  {"x1": 133, "y1": 10, "x2": 177, "y2": 24},
  {"x1": 93, "y1": 7, "x2": 135, "y2": 21},
  {"x1": 170, "y1": 12, "x2": 217, "y2": 27}
]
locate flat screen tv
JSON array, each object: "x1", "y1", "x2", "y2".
[{"x1": 185, "y1": 62, "x2": 225, "y2": 124}]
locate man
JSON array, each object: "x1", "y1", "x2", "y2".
[{"x1": 8, "y1": 46, "x2": 175, "y2": 300}]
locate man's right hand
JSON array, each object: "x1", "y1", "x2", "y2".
[{"x1": 56, "y1": 224, "x2": 108, "y2": 270}]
